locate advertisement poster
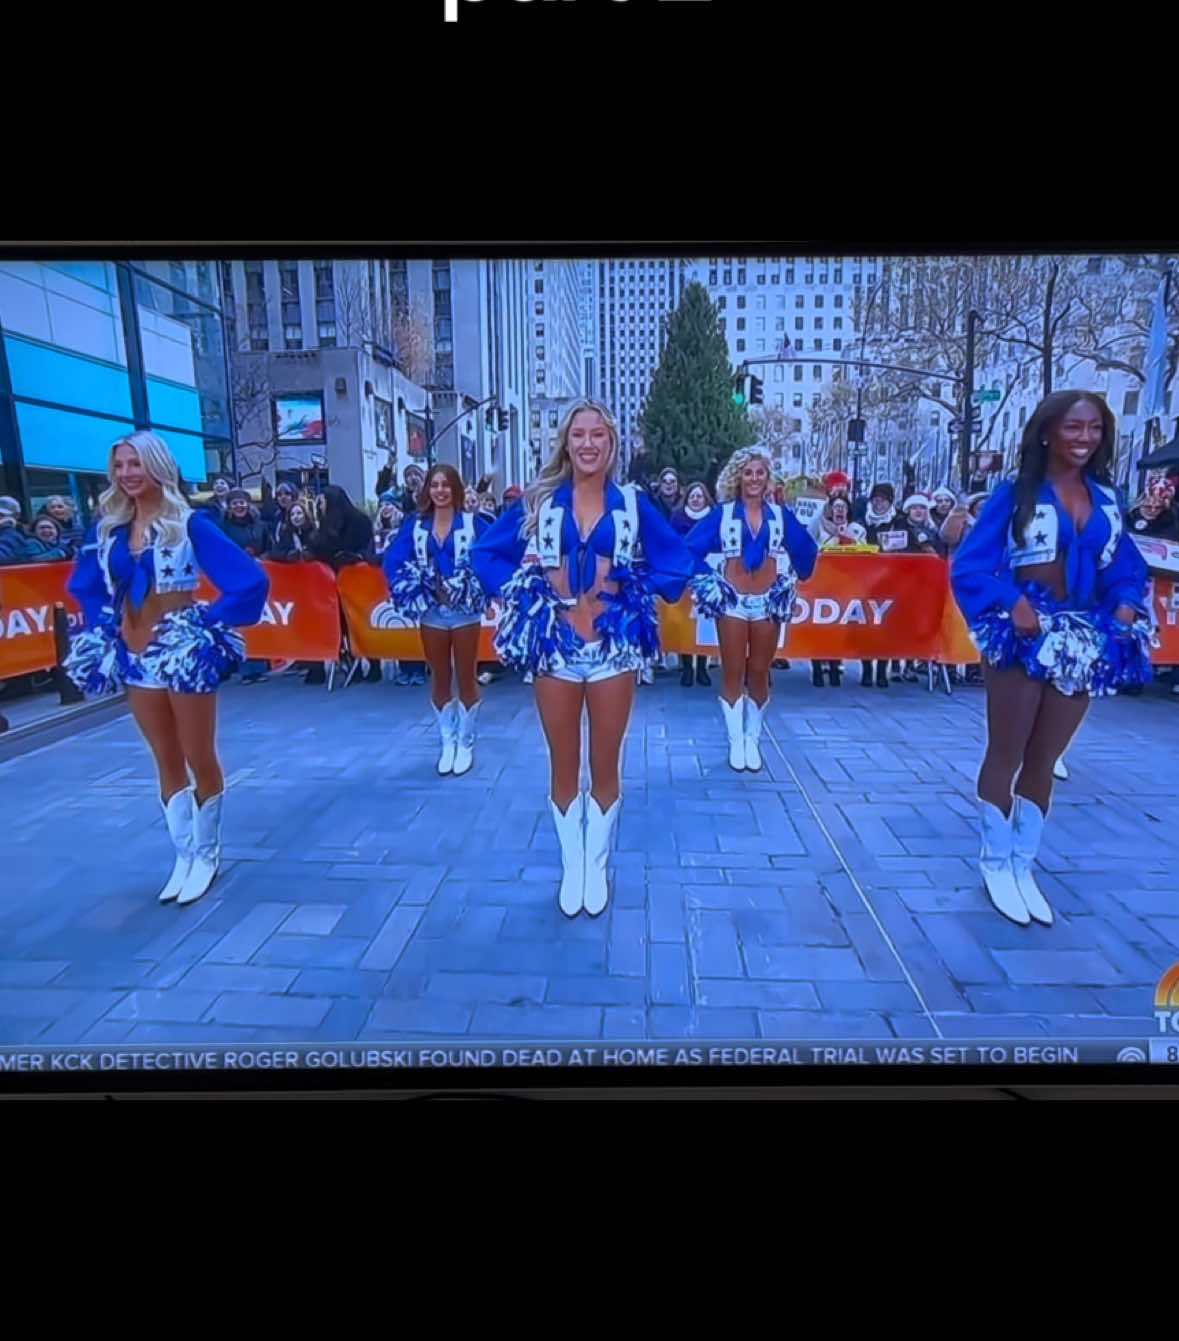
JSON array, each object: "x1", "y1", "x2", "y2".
[{"x1": 274, "y1": 393, "x2": 326, "y2": 445}]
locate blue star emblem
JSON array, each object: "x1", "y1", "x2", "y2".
[
  {"x1": 162, "y1": 565, "x2": 174, "y2": 577},
  {"x1": 1034, "y1": 531, "x2": 1047, "y2": 545}
]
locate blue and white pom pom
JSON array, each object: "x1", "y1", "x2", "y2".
[
  {"x1": 137, "y1": 606, "x2": 245, "y2": 693},
  {"x1": 387, "y1": 560, "x2": 436, "y2": 620},
  {"x1": 439, "y1": 564, "x2": 488, "y2": 617},
  {"x1": 493, "y1": 562, "x2": 583, "y2": 674},
  {"x1": 1031, "y1": 611, "x2": 1107, "y2": 696},
  {"x1": 1089, "y1": 612, "x2": 1155, "y2": 696},
  {"x1": 969, "y1": 606, "x2": 1035, "y2": 672},
  {"x1": 62, "y1": 618, "x2": 134, "y2": 697},
  {"x1": 595, "y1": 564, "x2": 660, "y2": 668},
  {"x1": 765, "y1": 574, "x2": 798, "y2": 625},
  {"x1": 690, "y1": 569, "x2": 738, "y2": 619}
]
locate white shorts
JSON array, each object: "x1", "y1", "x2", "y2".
[
  {"x1": 420, "y1": 603, "x2": 481, "y2": 631},
  {"x1": 543, "y1": 640, "x2": 638, "y2": 684},
  {"x1": 125, "y1": 649, "x2": 167, "y2": 691},
  {"x1": 719, "y1": 591, "x2": 772, "y2": 622}
]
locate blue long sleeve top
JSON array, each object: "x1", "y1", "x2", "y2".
[
  {"x1": 469, "y1": 479, "x2": 695, "y2": 603},
  {"x1": 381, "y1": 509, "x2": 492, "y2": 584},
  {"x1": 684, "y1": 498, "x2": 819, "y2": 579},
  {"x1": 951, "y1": 477, "x2": 1148, "y2": 623},
  {"x1": 68, "y1": 510, "x2": 269, "y2": 630}
]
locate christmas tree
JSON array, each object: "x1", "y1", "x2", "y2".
[{"x1": 639, "y1": 281, "x2": 755, "y2": 484}]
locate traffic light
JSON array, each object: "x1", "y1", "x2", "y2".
[
  {"x1": 497, "y1": 409, "x2": 510, "y2": 432},
  {"x1": 731, "y1": 371, "x2": 749, "y2": 406},
  {"x1": 749, "y1": 374, "x2": 764, "y2": 406},
  {"x1": 484, "y1": 407, "x2": 496, "y2": 430},
  {"x1": 847, "y1": 418, "x2": 866, "y2": 443}
]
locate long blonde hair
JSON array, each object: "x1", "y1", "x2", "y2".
[
  {"x1": 97, "y1": 431, "x2": 192, "y2": 550},
  {"x1": 715, "y1": 446, "x2": 775, "y2": 503},
  {"x1": 521, "y1": 398, "x2": 621, "y2": 539}
]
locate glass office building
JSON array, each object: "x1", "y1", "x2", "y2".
[{"x1": 0, "y1": 258, "x2": 233, "y2": 524}]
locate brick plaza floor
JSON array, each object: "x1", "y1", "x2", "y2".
[{"x1": 1, "y1": 663, "x2": 1176, "y2": 1046}]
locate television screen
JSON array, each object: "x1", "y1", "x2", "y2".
[{"x1": 0, "y1": 246, "x2": 1177, "y2": 1096}]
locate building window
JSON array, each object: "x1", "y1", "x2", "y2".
[
  {"x1": 756, "y1": 318, "x2": 765, "y2": 331},
  {"x1": 775, "y1": 317, "x2": 785, "y2": 330},
  {"x1": 723, "y1": 269, "x2": 731, "y2": 284},
  {"x1": 815, "y1": 296, "x2": 824, "y2": 308},
  {"x1": 737, "y1": 318, "x2": 745, "y2": 330},
  {"x1": 805, "y1": 271, "x2": 813, "y2": 284},
  {"x1": 813, "y1": 393, "x2": 821, "y2": 406},
  {"x1": 813, "y1": 366, "x2": 822, "y2": 380},
  {"x1": 709, "y1": 269, "x2": 718, "y2": 285},
  {"x1": 718, "y1": 296, "x2": 726, "y2": 309},
  {"x1": 931, "y1": 412, "x2": 940, "y2": 426},
  {"x1": 814, "y1": 317, "x2": 823, "y2": 330},
  {"x1": 1123, "y1": 388, "x2": 1140, "y2": 416},
  {"x1": 834, "y1": 317, "x2": 843, "y2": 330},
  {"x1": 536, "y1": 346, "x2": 545, "y2": 360},
  {"x1": 833, "y1": 338, "x2": 842, "y2": 351},
  {"x1": 1087, "y1": 258, "x2": 1103, "y2": 275},
  {"x1": 774, "y1": 365, "x2": 784, "y2": 382},
  {"x1": 737, "y1": 296, "x2": 746, "y2": 309},
  {"x1": 531, "y1": 412, "x2": 541, "y2": 428},
  {"x1": 834, "y1": 268, "x2": 842, "y2": 283},
  {"x1": 793, "y1": 393, "x2": 803, "y2": 406},
  {"x1": 795, "y1": 317, "x2": 804, "y2": 330},
  {"x1": 786, "y1": 268, "x2": 794, "y2": 283},
  {"x1": 794, "y1": 339, "x2": 804, "y2": 351},
  {"x1": 284, "y1": 326, "x2": 303, "y2": 350},
  {"x1": 738, "y1": 269, "x2": 746, "y2": 284},
  {"x1": 757, "y1": 273, "x2": 765, "y2": 284},
  {"x1": 318, "y1": 324, "x2": 336, "y2": 347},
  {"x1": 719, "y1": 318, "x2": 726, "y2": 331},
  {"x1": 535, "y1": 279, "x2": 544, "y2": 293},
  {"x1": 814, "y1": 339, "x2": 823, "y2": 351},
  {"x1": 736, "y1": 339, "x2": 745, "y2": 351},
  {"x1": 536, "y1": 323, "x2": 544, "y2": 338},
  {"x1": 794, "y1": 366, "x2": 803, "y2": 381},
  {"x1": 834, "y1": 295, "x2": 843, "y2": 309},
  {"x1": 795, "y1": 295, "x2": 804, "y2": 308}
]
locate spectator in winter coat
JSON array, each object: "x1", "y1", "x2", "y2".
[
  {"x1": 394, "y1": 464, "x2": 426, "y2": 517},
  {"x1": 901, "y1": 495, "x2": 943, "y2": 555},
  {"x1": 265, "y1": 481, "x2": 300, "y2": 541},
  {"x1": 812, "y1": 495, "x2": 866, "y2": 689},
  {"x1": 0, "y1": 497, "x2": 36, "y2": 564},
  {"x1": 928, "y1": 487, "x2": 957, "y2": 534},
  {"x1": 1127, "y1": 478, "x2": 1179, "y2": 540},
  {"x1": 273, "y1": 502, "x2": 318, "y2": 560},
  {"x1": 220, "y1": 490, "x2": 271, "y2": 557},
  {"x1": 27, "y1": 515, "x2": 74, "y2": 560},
  {"x1": 652, "y1": 466, "x2": 683, "y2": 521},
  {"x1": 308, "y1": 484, "x2": 373, "y2": 568},
  {"x1": 939, "y1": 492, "x2": 987, "y2": 557},
  {"x1": 671, "y1": 482, "x2": 715, "y2": 687},
  {"x1": 37, "y1": 496, "x2": 85, "y2": 551}
]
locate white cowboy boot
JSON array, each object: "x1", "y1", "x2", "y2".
[
  {"x1": 744, "y1": 695, "x2": 768, "y2": 772},
  {"x1": 719, "y1": 696, "x2": 746, "y2": 771},
  {"x1": 432, "y1": 700, "x2": 459, "y2": 775},
  {"x1": 158, "y1": 786, "x2": 194, "y2": 903},
  {"x1": 1010, "y1": 795, "x2": 1054, "y2": 926},
  {"x1": 452, "y1": 701, "x2": 480, "y2": 776},
  {"x1": 583, "y1": 793, "x2": 622, "y2": 918},
  {"x1": 550, "y1": 793, "x2": 586, "y2": 917},
  {"x1": 979, "y1": 799, "x2": 1029, "y2": 926},
  {"x1": 1053, "y1": 756, "x2": 1069, "y2": 781},
  {"x1": 178, "y1": 791, "x2": 224, "y2": 906}
]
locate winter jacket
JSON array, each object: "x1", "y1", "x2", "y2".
[
  {"x1": 1126, "y1": 506, "x2": 1179, "y2": 541},
  {"x1": 220, "y1": 511, "x2": 272, "y2": 558},
  {"x1": 0, "y1": 522, "x2": 36, "y2": 565},
  {"x1": 669, "y1": 505, "x2": 712, "y2": 536}
]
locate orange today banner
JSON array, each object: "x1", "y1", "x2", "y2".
[
  {"x1": 659, "y1": 554, "x2": 950, "y2": 659},
  {"x1": 0, "y1": 559, "x2": 342, "y2": 678},
  {"x1": 336, "y1": 563, "x2": 499, "y2": 661}
]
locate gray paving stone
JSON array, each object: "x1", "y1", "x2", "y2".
[
  {"x1": 645, "y1": 1007, "x2": 761, "y2": 1039},
  {"x1": 205, "y1": 992, "x2": 332, "y2": 1028},
  {"x1": 106, "y1": 990, "x2": 220, "y2": 1023}
]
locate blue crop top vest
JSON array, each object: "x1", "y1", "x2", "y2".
[
  {"x1": 469, "y1": 479, "x2": 695, "y2": 603},
  {"x1": 68, "y1": 510, "x2": 269, "y2": 630},
  {"x1": 951, "y1": 477, "x2": 1148, "y2": 624}
]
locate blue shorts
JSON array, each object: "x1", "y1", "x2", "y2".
[{"x1": 420, "y1": 604, "x2": 481, "y2": 630}]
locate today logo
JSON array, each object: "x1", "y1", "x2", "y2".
[{"x1": 1154, "y1": 962, "x2": 1179, "y2": 1033}]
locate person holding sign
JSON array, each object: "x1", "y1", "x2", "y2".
[
  {"x1": 685, "y1": 446, "x2": 818, "y2": 771},
  {"x1": 951, "y1": 391, "x2": 1152, "y2": 928},
  {"x1": 470, "y1": 400, "x2": 693, "y2": 918},
  {"x1": 63, "y1": 432, "x2": 268, "y2": 907},
  {"x1": 382, "y1": 464, "x2": 492, "y2": 777}
]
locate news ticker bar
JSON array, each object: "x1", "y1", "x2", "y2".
[{"x1": 0, "y1": 1040, "x2": 1175, "y2": 1075}]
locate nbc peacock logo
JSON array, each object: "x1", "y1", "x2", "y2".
[{"x1": 1153, "y1": 963, "x2": 1179, "y2": 1033}]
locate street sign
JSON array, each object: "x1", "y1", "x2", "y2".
[
  {"x1": 972, "y1": 389, "x2": 1002, "y2": 404},
  {"x1": 949, "y1": 417, "x2": 983, "y2": 436}
]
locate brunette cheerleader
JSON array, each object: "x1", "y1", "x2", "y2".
[{"x1": 951, "y1": 390, "x2": 1152, "y2": 926}]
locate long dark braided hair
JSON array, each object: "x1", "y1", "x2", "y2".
[{"x1": 1011, "y1": 390, "x2": 1116, "y2": 546}]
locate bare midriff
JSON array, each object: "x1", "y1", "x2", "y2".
[
  {"x1": 725, "y1": 553, "x2": 777, "y2": 595},
  {"x1": 1012, "y1": 559, "x2": 1068, "y2": 604},
  {"x1": 546, "y1": 552, "x2": 618, "y2": 643},
  {"x1": 120, "y1": 590, "x2": 195, "y2": 654}
]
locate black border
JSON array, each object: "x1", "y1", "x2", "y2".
[{"x1": 1, "y1": 236, "x2": 1176, "y2": 1099}]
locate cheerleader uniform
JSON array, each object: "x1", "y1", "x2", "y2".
[
  {"x1": 951, "y1": 475, "x2": 1151, "y2": 927},
  {"x1": 469, "y1": 479, "x2": 693, "y2": 916},
  {"x1": 64, "y1": 509, "x2": 269, "y2": 905},
  {"x1": 684, "y1": 497, "x2": 818, "y2": 770},
  {"x1": 382, "y1": 508, "x2": 492, "y2": 773}
]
